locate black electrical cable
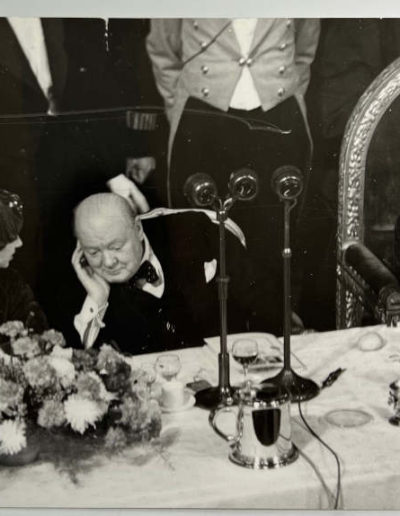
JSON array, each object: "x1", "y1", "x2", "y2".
[{"x1": 297, "y1": 400, "x2": 342, "y2": 510}]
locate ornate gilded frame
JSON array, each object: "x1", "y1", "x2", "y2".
[{"x1": 337, "y1": 57, "x2": 400, "y2": 328}]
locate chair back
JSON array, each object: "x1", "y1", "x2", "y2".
[{"x1": 338, "y1": 57, "x2": 400, "y2": 327}]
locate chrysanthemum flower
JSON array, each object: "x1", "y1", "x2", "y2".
[
  {"x1": 96, "y1": 344, "x2": 124, "y2": 373},
  {"x1": 0, "y1": 420, "x2": 26, "y2": 455},
  {"x1": 0, "y1": 348, "x2": 12, "y2": 364},
  {"x1": 0, "y1": 321, "x2": 25, "y2": 339},
  {"x1": 48, "y1": 357, "x2": 76, "y2": 388},
  {"x1": 71, "y1": 348, "x2": 98, "y2": 372},
  {"x1": 12, "y1": 336, "x2": 40, "y2": 358},
  {"x1": 50, "y1": 345, "x2": 73, "y2": 361},
  {"x1": 37, "y1": 399, "x2": 66, "y2": 428},
  {"x1": 76, "y1": 372, "x2": 114, "y2": 403},
  {"x1": 64, "y1": 395, "x2": 105, "y2": 434},
  {"x1": 104, "y1": 426, "x2": 127, "y2": 451},
  {"x1": 76, "y1": 372, "x2": 101, "y2": 400},
  {"x1": 41, "y1": 329, "x2": 66, "y2": 348},
  {"x1": 23, "y1": 357, "x2": 57, "y2": 390},
  {"x1": 0, "y1": 378, "x2": 24, "y2": 412},
  {"x1": 119, "y1": 395, "x2": 141, "y2": 428}
]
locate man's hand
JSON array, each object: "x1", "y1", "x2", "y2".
[
  {"x1": 107, "y1": 174, "x2": 150, "y2": 213},
  {"x1": 72, "y1": 243, "x2": 110, "y2": 307},
  {"x1": 126, "y1": 156, "x2": 156, "y2": 184}
]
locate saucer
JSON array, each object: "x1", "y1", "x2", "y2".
[
  {"x1": 161, "y1": 392, "x2": 196, "y2": 413},
  {"x1": 325, "y1": 408, "x2": 373, "y2": 428},
  {"x1": 357, "y1": 331, "x2": 386, "y2": 352}
]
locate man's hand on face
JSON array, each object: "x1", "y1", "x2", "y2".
[
  {"x1": 126, "y1": 156, "x2": 156, "y2": 184},
  {"x1": 107, "y1": 174, "x2": 150, "y2": 214},
  {"x1": 72, "y1": 243, "x2": 110, "y2": 307}
]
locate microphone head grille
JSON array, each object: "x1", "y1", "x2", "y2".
[
  {"x1": 228, "y1": 168, "x2": 258, "y2": 201},
  {"x1": 271, "y1": 165, "x2": 303, "y2": 200},
  {"x1": 183, "y1": 173, "x2": 218, "y2": 207}
]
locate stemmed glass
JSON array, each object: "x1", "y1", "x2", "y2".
[
  {"x1": 135, "y1": 363, "x2": 157, "y2": 402},
  {"x1": 232, "y1": 339, "x2": 258, "y2": 387},
  {"x1": 154, "y1": 354, "x2": 181, "y2": 382},
  {"x1": 142, "y1": 362, "x2": 157, "y2": 390}
]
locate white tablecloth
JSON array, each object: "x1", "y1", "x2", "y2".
[{"x1": 2, "y1": 325, "x2": 400, "y2": 510}]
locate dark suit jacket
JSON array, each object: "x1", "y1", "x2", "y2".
[
  {"x1": 0, "y1": 18, "x2": 65, "y2": 115},
  {"x1": 0, "y1": 17, "x2": 122, "y2": 115},
  {"x1": 88, "y1": 212, "x2": 280, "y2": 355},
  {"x1": 307, "y1": 18, "x2": 400, "y2": 145},
  {"x1": 107, "y1": 19, "x2": 162, "y2": 107}
]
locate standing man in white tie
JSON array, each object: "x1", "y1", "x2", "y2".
[{"x1": 146, "y1": 18, "x2": 320, "y2": 334}]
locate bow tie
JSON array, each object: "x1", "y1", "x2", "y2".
[{"x1": 130, "y1": 260, "x2": 159, "y2": 287}]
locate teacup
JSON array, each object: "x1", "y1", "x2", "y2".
[{"x1": 161, "y1": 380, "x2": 186, "y2": 410}]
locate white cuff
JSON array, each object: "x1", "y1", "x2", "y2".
[
  {"x1": 204, "y1": 259, "x2": 217, "y2": 283},
  {"x1": 74, "y1": 296, "x2": 108, "y2": 349}
]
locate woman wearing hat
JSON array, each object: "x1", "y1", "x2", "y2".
[{"x1": 0, "y1": 190, "x2": 47, "y2": 332}]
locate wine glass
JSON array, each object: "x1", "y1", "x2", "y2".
[
  {"x1": 154, "y1": 354, "x2": 181, "y2": 382},
  {"x1": 232, "y1": 339, "x2": 258, "y2": 387},
  {"x1": 140, "y1": 363, "x2": 156, "y2": 384},
  {"x1": 132, "y1": 363, "x2": 157, "y2": 402},
  {"x1": 140, "y1": 362, "x2": 157, "y2": 397}
]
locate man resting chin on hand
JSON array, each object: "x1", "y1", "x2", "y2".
[{"x1": 72, "y1": 193, "x2": 280, "y2": 355}]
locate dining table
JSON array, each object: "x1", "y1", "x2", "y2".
[{"x1": 1, "y1": 324, "x2": 400, "y2": 510}]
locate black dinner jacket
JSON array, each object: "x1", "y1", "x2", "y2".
[
  {"x1": 0, "y1": 17, "x2": 120, "y2": 115},
  {"x1": 0, "y1": 17, "x2": 150, "y2": 170},
  {"x1": 0, "y1": 18, "x2": 68, "y2": 115},
  {"x1": 95, "y1": 211, "x2": 275, "y2": 355}
]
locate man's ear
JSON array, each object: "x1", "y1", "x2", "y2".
[{"x1": 135, "y1": 218, "x2": 144, "y2": 240}]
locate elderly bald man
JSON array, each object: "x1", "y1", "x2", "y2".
[{"x1": 71, "y1": 193, "x2": 279, "y2": 355}]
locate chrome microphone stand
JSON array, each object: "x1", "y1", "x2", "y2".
[
  {"x1": 263, "y1": 166, "x2": 320, "y2": 402},
  {"x1": 184, "y1": 170, "x2": 258, "y2": 409}
]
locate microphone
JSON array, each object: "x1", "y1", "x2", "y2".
[
  {"x1": 271, "y1": 165, "x2": 304, "y2": 201},
  {"x1": 183, "y1": 173, "x2": 218, "y2": 207},
  {"x1": 228, "y1": 168, "x2": 258, "y2": 201}
]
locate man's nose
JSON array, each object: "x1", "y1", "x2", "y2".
[
  {"x1": 15, "y1": 237, "x2": 23, "y2": 248},
  {"x1": 103, "y1": 251, "x2": 116, "y2": 268}
]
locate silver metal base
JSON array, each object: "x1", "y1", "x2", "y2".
[{"x1": 228, "y1": 443, "x2": 299, "y2": 469}]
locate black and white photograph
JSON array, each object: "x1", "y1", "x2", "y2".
[{"x1": 0, "y1": 0, "x2": 400, "y2": 510}]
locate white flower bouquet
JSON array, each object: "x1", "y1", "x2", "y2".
[{"x1": 0, "y1": 322, "x2": 162, "y2": 460}]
